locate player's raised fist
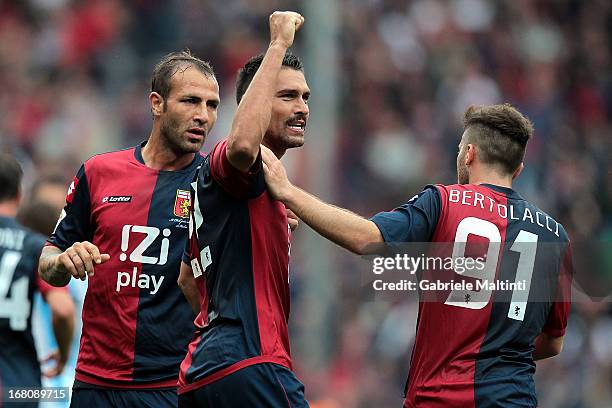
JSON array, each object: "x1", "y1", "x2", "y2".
[{"x1": 269, "y1": 11, "x2": 304, "y2": 49}]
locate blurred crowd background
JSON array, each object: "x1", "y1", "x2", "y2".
[{"x1": 0, "y1": 0, "x2": 610, "y2": 407}]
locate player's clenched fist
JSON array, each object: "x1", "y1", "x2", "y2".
[
  {"x1": 54, "y1": 241, "x2": 110, "y2": 281},
  {"x1": 269, "y1": 11, "x2": 304, "y2": 49}
]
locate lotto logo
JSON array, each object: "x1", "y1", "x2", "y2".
[{"x1": 102, "y1": 195, "x2": 132, "y2": 203}]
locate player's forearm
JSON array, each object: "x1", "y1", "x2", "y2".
[
  {"x1": 533, "y1": 332, "x2": 564, "y2": 360},
  {"x1": 283, "y1": 186, "x2": 383, "y2": 254},
  {"x1": 178, "y1": 262, "x2": 200, "y2": 314},
  {"x1": 227, "y1": 44, "x2": 287, "y2": 170},
  {"x1": 39, "y1": 246, "x2": 71, "y2": 287},
  {"x1": 179, "y1": 282, "x2": 199, "y2": 314},
  {"x1": 48, "y1": 292, "x2": 75, "y2": 367}
]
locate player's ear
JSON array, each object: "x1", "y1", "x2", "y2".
[
  {"x1": 465, "y1": 144, "x2": 475, "y2": 166},
  {"x1": 150, "y1": 92, "x2": 164, "y2": 118},
  {"x1": 512, "y1": 162, "x2": 524, "y2": 180}
]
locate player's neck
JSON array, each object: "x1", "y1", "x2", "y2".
[
  {"x1": 469, "y1": 173, "x2": 513, "y2": 189},
  {"x1": 264, "y1": 143, "x2": 286, "y2": 159},
  {"x1": 142, "y1": 133, "x2": 195, "y2": 171},
  {"x1": 0, "y1": 200, "x2": 18, "y2": 218}
]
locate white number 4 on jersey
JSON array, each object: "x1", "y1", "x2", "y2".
[{"x1": 0, "y1": 251, "x2": 30, "y2": 331}]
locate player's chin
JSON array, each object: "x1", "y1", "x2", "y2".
[
  {"x1": 182, "y1": 137, "x2": 205, "y2": 153},
  {"x1": 284, "y1": 134, "x2": 304, "y2": 149}
]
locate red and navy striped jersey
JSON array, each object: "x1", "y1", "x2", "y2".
[
  {"x1": 370, "y1": 183, "x2": 572, "y2": 408},
  {"x1": 178, "y1": 139, "x2": 292, "y2": 395},
  {"x1": 47, "y1": 143, "x2": 203, "y2": 388},
  {"x1": 0, "y1": 216, "x2": 56, "y2": 389}
]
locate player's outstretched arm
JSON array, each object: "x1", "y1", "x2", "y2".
[
  {"x1": 262, "y1": 146, "x2": 383, "y2": 254},
  {"x1": 42, "y1": 289, "x2": 75, "y2": 377},
  {"x1": 178, "y1": 262, "x2": 200, "y2": 314},
  {"x1": 39, "y1": 242, "x2": 110, "y2": 286},
  {"x1": 226, "y1": 11, "x2": 304, "y2": 171}
]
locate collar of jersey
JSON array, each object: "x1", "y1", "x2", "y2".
[
  {"x1": 133, "y1": 141, "x2": 201, "y2": 173},
  {"x1": 0, "y1": 215, "x2": 19, "y2": 225},
  {"x1": 480, "y1": 183, "x2": 524, "y2": 201}
]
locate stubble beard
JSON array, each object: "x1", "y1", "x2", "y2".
[
  {"x1": 283, "y1": 134, "x2": 304, "y2": 150},
  {"x1": 160, "y1": 116, "x2": 203, "y2": 155},
  {"x1": 263, "y1": 132, "x2": 304, "y2": 158}
]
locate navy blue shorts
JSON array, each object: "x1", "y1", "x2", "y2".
[
  {"x1": 178, "y1": 363, "x2": 308, "y2": 408},
  {"x1": 69, "y1": 386, "x2": 177, "y2": 408}
]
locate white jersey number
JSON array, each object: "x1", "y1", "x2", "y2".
[
  {"x1": 445, "y1": 217, "x2": 538, "y2": 321},
  {"x1": 0, "y1": 251, "x2": 30, "y2": 331}
]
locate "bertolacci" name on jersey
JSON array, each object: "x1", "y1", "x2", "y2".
[{"x1": 449, "y1": 189, "x2": 560, "y2": 237}]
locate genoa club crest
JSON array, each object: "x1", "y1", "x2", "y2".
[{"x1": 174, "y1": 190, "x2": 191, "y2": 219}]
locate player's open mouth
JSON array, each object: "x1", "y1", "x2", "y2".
[
  {"x1": 286, "y1": 119, "x2": 306, "y2": 134},
  {"x1": 187, "y1": 128, "x2": 206, "y2": 139}
]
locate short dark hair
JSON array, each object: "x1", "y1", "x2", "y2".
[
  {"x1": 0, "y1": 153, "x2": 23, "y2": 202},
  {"x1": 17, "y1": 200, "x2": 60, "y2": 237},
  {"x1": 463, "y1": 103, "x2": 534, "y2": 175},
  {"x1": 151, "y1": 50, "x2": 215, "y2": 102},
  {"x1": 30, "y1": 173, "x2": 66, "y2": 199},
  {"x1": 235, "y1": 53, "x2": 304, "y2": 104}
]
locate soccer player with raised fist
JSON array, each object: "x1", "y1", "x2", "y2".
[{"x1": 178, "y1": 11, "x2": 310, "y2": 408}]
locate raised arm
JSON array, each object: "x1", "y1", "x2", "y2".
[
  {"x1": 226, "y1": 11, "x2": 304, "y2": 171},
  {"x1": 261, "y1": 146, "x2": 383, "y2": 254}
]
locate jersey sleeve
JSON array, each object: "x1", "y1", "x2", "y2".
[
  {"x1": 370, "y1": 185, "x2": 441, "y2": 243},
  {"x1": 47, "y1": 165, "x2": 94, "y2": 250},
  {"x1": 209, "y1": 138, "x2": 266, "y2": 199},
  {"x1": 542, "y1": 241, "x2": 573, "y2": 337}
]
